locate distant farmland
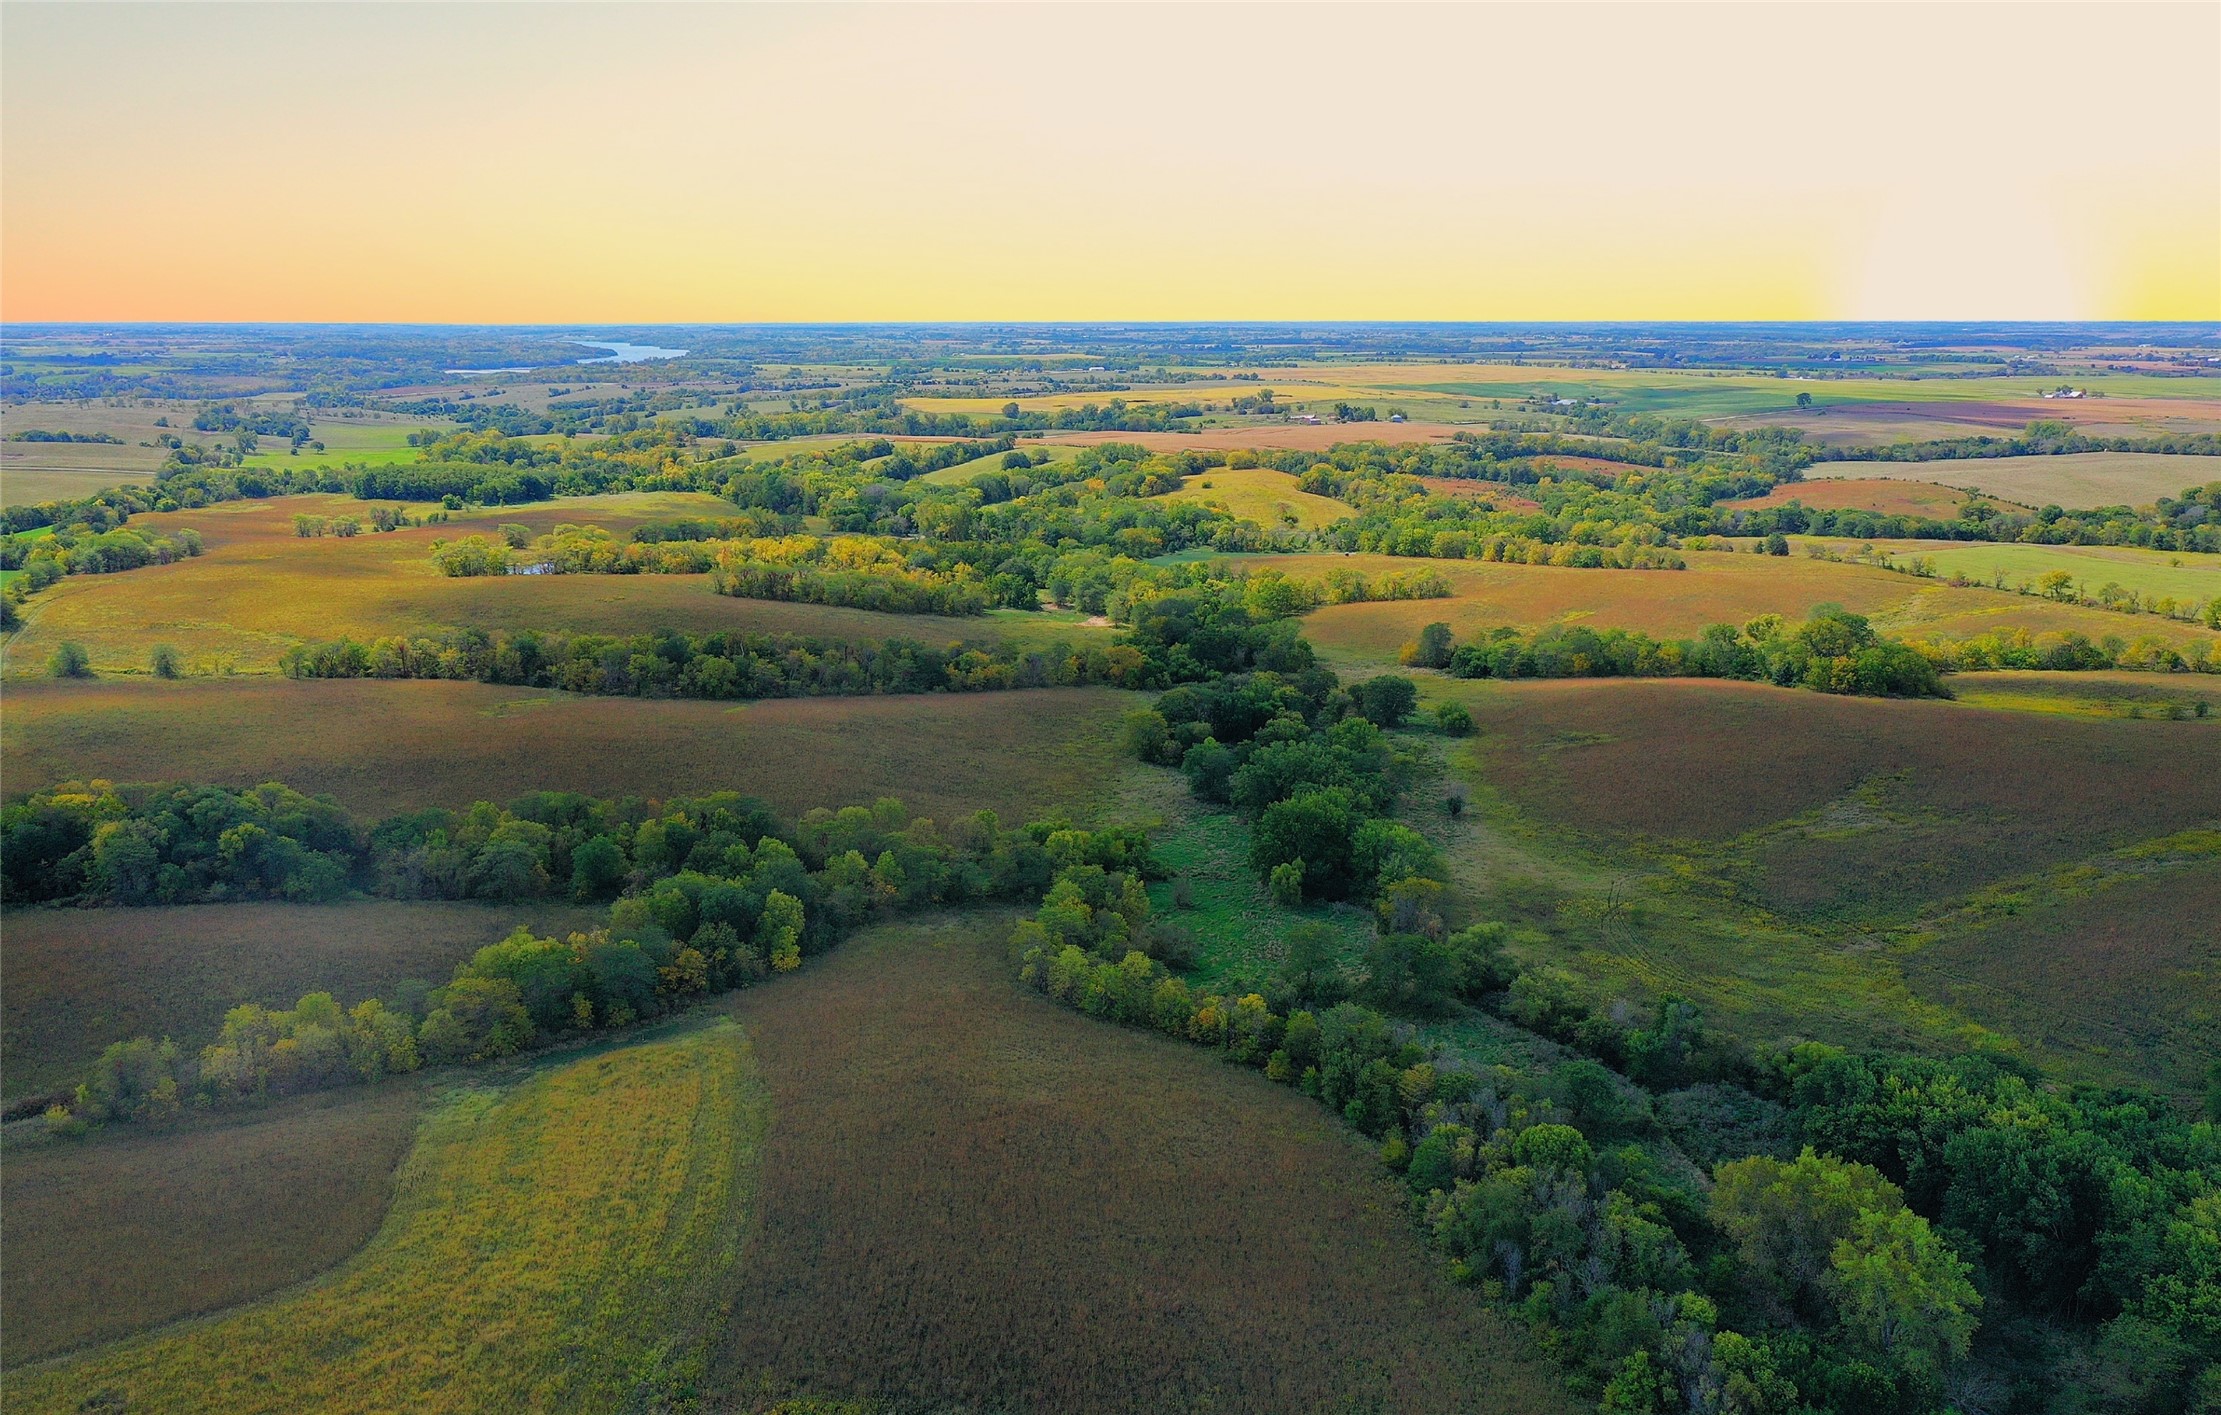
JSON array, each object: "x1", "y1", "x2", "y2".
[{"x1": 710, "y1": 916, "x2": 1571, "y2": 1414}]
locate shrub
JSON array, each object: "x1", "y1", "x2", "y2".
[{"x1": 48, "y1": 640, "x2": 92, "y2": 678}]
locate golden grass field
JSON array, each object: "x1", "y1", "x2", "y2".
[
  {"x1": 3, "y1": 1085, "x2": 426, "y2": 1365},
  {"x1": 709, "y1": 915, "x2": 1572, "y2": 1414},
  {"x1": 3, "y1": 494, "x2": 1109, "y2": 677},
  {"x1": 2, "y1": 678, "x2": 1144, "y2": 825},
  {"x1": 9, "y1": 1020, "x2": 764, "y2": 1415},
  {"x1": 3, "y1": 899, "x2": 603, "y2": 1103},
  {"x1": 1845, "y1": 452, "x2": 2221, "y2": 509},
  {"x1": 1163, "y1": 466, "x2": 1351, "y2": 531}
]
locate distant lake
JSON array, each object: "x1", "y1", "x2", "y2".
[
  {"x1": 573, "y1": 340, "x2": 688, "y2": 364},
  {"x1": 446, "y1": 340, "x2": 688, "y2": 375}
]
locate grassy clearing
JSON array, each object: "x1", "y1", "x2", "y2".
[
  {"x1": 1727, "y1": 477, "x2": 1976, "y2": 517},
  {"x1": 1849, "y1": 538, "x2": 2221, "y2": 606},
  {"x1": 1854, "y1": 452, "x2": 2221, "y2": 509},
  {"x1": 2, "y1": 678, "x2": 1143, "y2": 826},
  {"x1": 1164, "y1": 466, "x2": 1352, "y2": 531},
  {"x1": 11, "y1": 1019, "x2": 764, "y2": 1415},
  {"x1": 915, "y1": 441, "x2": 1080, "y2": 485},
  {"x1": 1141, "y1": 793, "x2": 1376, "y2": 995},
  {"x1": 2, "y1": 1085, "x2": 426, "y2": 1365},
  {"x1": 711, "y1": 915, "x2": 1570, "y2": 1414},
  {"x1": 1949, "y1": 669, "x2": 2221, "y2": 720},
  {"x1": 2, "y1": 899, "x2": 603, "y2": 1104}
]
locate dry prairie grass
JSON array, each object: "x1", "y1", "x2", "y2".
[
  {"x1": 1, "y1": 679, "x2": 1142, "y2": 825},
  {"x1": 2, "y1": 1085, "x2": 425, "y2": 1365}
]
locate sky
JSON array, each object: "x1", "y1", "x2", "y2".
[{"x1": 3, "y1": 2, "x2": 2216, "y2": 324}]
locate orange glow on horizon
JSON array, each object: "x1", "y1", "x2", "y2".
[{"x1": 4, "y1": 3, "x2": 2215, "y2": 324}]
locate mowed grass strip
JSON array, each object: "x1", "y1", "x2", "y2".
[
  {"x1": 1163, "y1": 466, "x2": 1352, "y2": 530},
  {"x1": 1846, "y1": 538, "x2": 2221, "y2": 606},
  {"x1": 710, "y1": 916, "x2": 1570, "y2": 1415},
  {"x1": 10, "y1": 1020, "x2": 765, "y2": 1415},
  {"x1": 1, "y1": 679, "x2": 1143, "y2": 824},
  {"x1": 2, "y1": 1085, "x2": 425, "y2": 1365},
  {"x1": 2, "y1": 900, "x2": 603, "y2": 1103}
]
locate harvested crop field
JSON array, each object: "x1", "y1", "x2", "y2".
[
  {"x1": 1902, "y1": 859, "x2": 2221, "y2": 1100},
  {"x1": 1049, "y1": 422, "x2": 1469, "y2": 452},
  {"x1": 710, "y1": 915, "x2": 1569, "y2": 1415},
  {"x1": 1453, "y1": 677, "x2": 2221, "y2": 918},
  {"x1": 2, "y1": 679, "x2": 1143, "y2": 826},
  {"x1": 2, "y1": 1085, "x2": 426, "y2": 1366},
  {"x1": 2, "y1": 899, "x2": 600, "y2": 1104},
  {"x1": 1723, "y1": 477, "x2": 1975, "y2": 518},
  {"x1": 1851, "y1": 452, "x2": 2220, "y2": 509},
  {"x1": 1164, "y1": 466, "x2": 1350, "y2": 530},
  {"x1": 10, "y1": 1021, "x2": 762, "y2": 1415}
]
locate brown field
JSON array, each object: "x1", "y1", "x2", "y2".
[
  {"x1": 1456, "y1": 677, "x2": 2221, "y2": 919},
  {"x1": 1902, "y1": 860, "x2": 2221, "y2": 1099},
  {"x1": 1724, "y1": 477, "x2": 1977, "y2": 518},
  {"x1": 1847, "y1": 452, "x2": 2221, "y2": 510},
  {"x1": 1462, "y1": 677, "x2": 2220, "y2": 846},
  {"x1": 1416, "y1": 476, "x2": 1544, "y2": 511},
  {"x1": 2, "y1": 678, "x2": 1143, "y2": 825},
  {"x1": 2, "y1": 900, "x2": 600, "y2": 1104},
  {"x1": 709, "y1": 915, "x2": 1569, "y2": 1414},
  {"x1": 3, "y1": 494, "x2": 1104, "y2": 676},
  {"x1": 1240, "y1": 550, "x2": 2220, "y2": 670},
  {"x1": 1730, "y1": 398, "x2": 2221, "y2": 448},
  {"x1": 2, "y1": 1083, "x2": 425, "y2": 1365}
]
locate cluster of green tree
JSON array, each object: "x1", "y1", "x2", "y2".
[
  {"x1": 276, "y1": 624, "x2": 1149, "y2": 697},
  {"x1": 7, "y1": 429, "x2": 124, "y2": 444},
  {"x1": 710, "y1": 557, "x2": 995, "y2": 616},
  {"x1": 189, "y1": 403, "x2": 312, "y2": 442},
  {"x1": 1417, "y1": 608, "x2": 1948, "y2": 698},
  {"x1": 48, "y1": 792, "x2": 1154, "y2": 1128},
  {"x1": 1814, "y1": 420, "x2": 2221, "y2": 464},
  {"x1": 3, "y1": 781, "x2": 362, "y2": 907},
  {"x1": 291, "y1": 513, "x2": 361, "y2": 538},
  {"x1": 1907, "y1": 626, "x2": 2221, "y2": 676},
  {"x1": 0, "y1": 521, "x2": 204, "y2": 595}
]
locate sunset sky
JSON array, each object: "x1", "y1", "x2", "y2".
[{"x1": 4, "y1": 2, "x2": 2216, "y2": 324}]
